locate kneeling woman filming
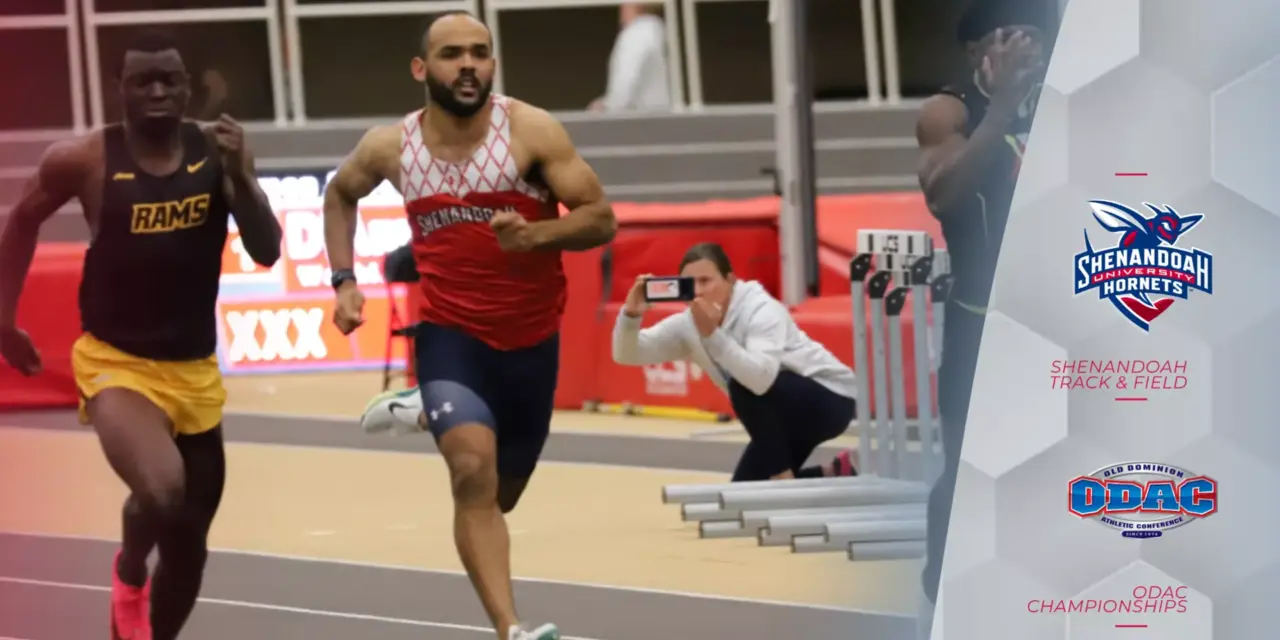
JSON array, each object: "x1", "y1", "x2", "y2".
[{"x1": 612, "y1": 242, "x2": 859, "y2": 481}]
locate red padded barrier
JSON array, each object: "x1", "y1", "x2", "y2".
[
  {"x1": 0, "y1": 243, "x2": 84, "y2": 410},
  {"x1": 606, "y1": 225, "x2": 781, "y2": 302},
  {"x1": 555, "y1": 247, "x2": 605, "y2": 408},
  {"x1": 815, "y1": 192, "x2": 945, "y2": 255},
  {"x1": 1, "y1": 192, "x2": 941, "y2": 417}
]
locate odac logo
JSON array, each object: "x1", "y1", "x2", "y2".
[{"x1": 1069, "y1": 462, "x2": 1217, "y2": 539}]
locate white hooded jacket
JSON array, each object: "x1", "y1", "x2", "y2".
[{"x1": 612, "y1": 280, "x2": 856, "y2": 399}]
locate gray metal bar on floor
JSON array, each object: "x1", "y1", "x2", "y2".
[
  {"x1": 794, "y1": 519, "x2": 926, "y2": 554},
  {"x1": 824, "y1": 518, "x2": 927, "y2": 545},
  {"x1": 699, "y1": 520, "x2": 751, "y2": 539},
  {"x1": 791, "y1": 534, "x2": 841, "y2": 554},
  {"x1": 848, "y1": 539, "x2": 927, "y2": 562},
  {"x1": 719, "y1": 482, "x2": 929, "y2": 511},
  {"x1": 739, "y1": 504, "x2": 907, "y2": 530},
  {"x1": 662, "y1": 474, "x2": 903, "y2": 505},
  {"x1": 763, "y1": 504, "x2": 925, "y2": 540},
  {"x1": 681, "y1": 503, "x2": 739, "y2": 523}
]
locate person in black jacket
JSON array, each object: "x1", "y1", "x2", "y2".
[{"x1": 913, "y1": 0, "x2": 1051, "y2": 634}]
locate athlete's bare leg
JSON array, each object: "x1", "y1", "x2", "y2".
[
  {"x1": 89, "y1": 389, "x2": 225, "y2": 640},
  {"x1": 437, "y1": 423, "x2": 518, "y2": 637},
  {"x1": 90, "y1": 390, "x2": 183, "y2": 581}
]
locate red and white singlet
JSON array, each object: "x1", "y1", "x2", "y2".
[{"x1": 400, "y1": 95, "x2": 566, "y2": 350}]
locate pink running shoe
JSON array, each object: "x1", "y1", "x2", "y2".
[
  {"x1": 110, "y1": 550, "x2": 151, "y2": 640},
  {"x1": 832, "y1": 449, "x2": 859, "y2": 476}
]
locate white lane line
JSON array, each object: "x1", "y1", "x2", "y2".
[
  {"x1": 0, "y1": 529, "x2": 899, "y2": 616},
  {"x1": 0, "y1": 576, "x2": 602, "y2": 640}
]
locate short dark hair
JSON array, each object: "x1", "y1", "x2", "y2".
[
  {"x1": 679, "y1": 242, "x2": 733, "y2": 276},
  {"x1": 117, "y1": 28, "x2": 182, "y2": 78},
  {"x1": 421, "y1": 10, "x2": 490, "y2": 55},
  {"x1": 957, "y1": 0, "x2": 1050, "y2": 43}
]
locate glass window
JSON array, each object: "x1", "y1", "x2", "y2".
[
  {"x1": 93, "y1": 0, "x2": 265, "y2": 12},
  {"x1": 295, "y1": 0, "x2": 432, "y2": 4},
  {"x1": 691, "y1": 1, "x2": 772, "y2": 104},
  {"x1": 808, "y1": 0, "x2": 870, "y2": 101},
  {"x1": 892, "y1": 0, "x2": 969, "y2": 98},
  {"x1": 0, "y1": 0, "x2": 66, "y2": 16},
  {"x1": 297, "y1": 14, "x2": 432, "y2": 119},
  {"x1": 691, "y1": 0, "x2": 870, "y2": 105},
  {"x1": 0, "y1": 28, "x2": 74, "y2": 130},
  {"x1": 495, "y1": 6, "x2": 621, "y2": 111},
  {"x1": 95, "y1": 21, "x2": 275, "y2": 122}
]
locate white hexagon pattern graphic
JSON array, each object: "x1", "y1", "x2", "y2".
[
  {"x1": 960, "y1": 311, "x2": 1066, "y2": 478},
  {"x1": 1043, "y1": 0, "x2": 1140, "y2": 95},
  {"x1": 1066, "y1": 58, "x2": 1211, "y2": 201},
  {"x1": 1063, "y1": 321, "x2": 1210, "y2": 461},
  {"x1": 941, "y1": 559, "x2": 1066, "y2": 640},
  {"x1": 994, "y1": 439, "x2": 1138, "y2": 596},
  {"x1": 1151, "y1": 182, "x2": 1280, "y2": 338},
  {"x1": 1211, "y1": 55, "x2": 1280, "y2": 215},
  {"x1": 939, "y1": 462, "x2": 996, "y2": 580},
  {"x1": 1213, "y1": 560, "x2": 1279, "y2": 640},
  {"x1": 1066, "y1": 560, "x2": 1211, "y2": 640},
  {"x1": 933, "y1": 1, "x2": 1280, "y2": 638},
  {"x1": 1139, "y1": 0, "x2": 1280, "y2": 91},
  {"x1": 1141, "y1": 436, "x2": 1280, "y2": 596},
  {"x1": 1210, "y1": 309, "x2": 1280, "y2": 463}
]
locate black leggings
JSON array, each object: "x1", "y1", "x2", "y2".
[{"x1": 729, "y1": 370, "x2": 855, "y2": 481}]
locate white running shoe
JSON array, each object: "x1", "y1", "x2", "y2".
[
  {"x1": 508, "y1": 623, "x2": 560, "y2": 640},
  {"x1": 359, "y1": 388, "x2": 424, "y2": 435}
]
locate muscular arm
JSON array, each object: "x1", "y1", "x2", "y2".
[
  {"x1": 517, "y1": 105, "x2": 617, "y2": 251},
  {"x1": 324, "y1": 125, "x2": 391, "y2": 274},
  {"x1": 220, "y1": 138, "x2": 281, "y2": 268},
  {"x1": 0, "y1": 140, "x2": 84, "y2": 328},
  {"x1": 916, "y1": 93, "x2": 1016, "y2": 217}
]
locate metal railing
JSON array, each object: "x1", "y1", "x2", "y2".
[{"x1": 2, "y1": 0, "x2": 907, "y2": 132}]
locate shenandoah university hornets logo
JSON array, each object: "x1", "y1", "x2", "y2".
[{"x1": 1074, "y1": 200, "x2": 1213, "y2": 331}]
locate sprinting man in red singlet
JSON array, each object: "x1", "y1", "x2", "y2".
[{"x1": 321, "y1": 11, "x2": 615, "y2": 640}]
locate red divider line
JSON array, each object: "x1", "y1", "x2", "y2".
[
  {"x1": 1115, "y1": 397, "x2": 1148, "y2": 402},
  {"x1": 1115, "y1": 624, "x2": 1149, "y2": 628},
  {"x1": 1115, "y1": 172, "x2": 1148, "y2": 177}
]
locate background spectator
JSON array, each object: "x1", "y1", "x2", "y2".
[{"x1": 589, "y1": 3, "x2": 670, "y2": 113}]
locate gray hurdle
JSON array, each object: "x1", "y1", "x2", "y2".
[{"x1": 660, "y1": 229, "x2": 950, "y2": 562}]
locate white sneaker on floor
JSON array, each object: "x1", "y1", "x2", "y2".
[
  {"x1": 508, "y1": 623, "x2": 560, "y2": 640},
  {"x1": 359, "y1": 388, "x2": 424, "y2": 435}
]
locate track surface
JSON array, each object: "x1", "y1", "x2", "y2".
[{"x1": 0, "y1": 411, "x2": 916, "y2": 640}]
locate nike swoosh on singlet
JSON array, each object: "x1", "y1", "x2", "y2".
[{"x1": 187, "y1": 158, "x2": 207, "y2": 173}]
